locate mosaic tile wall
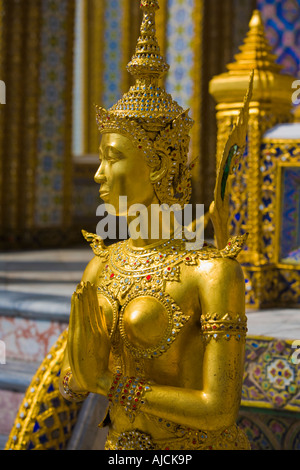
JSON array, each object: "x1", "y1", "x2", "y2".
[
  {"x1": 35, "y1": 0, "x2": 74, "y2": 228},
  {"x1": 239, "y1": 335, "x2": 300, "y2": 450},
  {"x1": 257, "y1": 0, "x2": 300, "y2": 77},
  {"x1": 102, "y1": 0, "x2": 124, "y2": 110},
  {"x1": 165, "y1": 0, "x2": 195, "y2": 110}
]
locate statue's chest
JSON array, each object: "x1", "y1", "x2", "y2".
[{"x1": 96, "y1": 239, "x2": 194, "y2": 359}]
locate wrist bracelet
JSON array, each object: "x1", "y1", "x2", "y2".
[
  {"x1": 108, "y1": 372, "x2": 151, "y2": 422},
  {"x1": 62, "y1": 370, "x2": 89, "y2": 402}
]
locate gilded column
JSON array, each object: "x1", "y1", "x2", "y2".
[
  {"x1": 1, "y1": 0, "x2": 25, "y2": 239},
  {"x1": 0, "y1": 0, "x2": 42, "y2": 245},
  {"x1": 84, "y1": 0, "x2": 105, "y2": 154},
  {"x1": 19, "y1": 0, "x2": 42, "y2": 236},
  {"x1": 190, "y1": 0, "x2": 204, "y2": 204},
  {"x1": 0, "y1": 0, "x2": 5, "y2": 237},
  {"x1": 164, "y1": 0, "x2": 206, "y2": 206}
]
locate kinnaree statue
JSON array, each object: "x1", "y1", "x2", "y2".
[{"x1": 56, "y1": 0, "x2": 254, "y2": 450}]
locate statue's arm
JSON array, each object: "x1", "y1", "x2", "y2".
[{"x1": 136, "y1": 259, "x2": 247, "y2": 430}]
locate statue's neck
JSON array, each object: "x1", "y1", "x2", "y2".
[{"x1": 126, "y1": 199, "x2": 176, "y2": 249}]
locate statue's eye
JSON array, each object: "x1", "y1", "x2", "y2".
[{"x1": 106, "y1": 147, "x2": 124, "y2": 161}]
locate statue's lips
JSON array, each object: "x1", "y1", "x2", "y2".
[{"x1": 99, "y1": 191, "x2": 110, "y2": 200}]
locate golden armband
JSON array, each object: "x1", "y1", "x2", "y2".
[
  {"x1": 62, "y1": 370, "x2": 89, "y2": 402},
  {"x1": 108, "y1": 372, "x2": 151, "y2": 422},
  {"x1": 202, "y1": 312, "x2": 247, "y2": 342}
]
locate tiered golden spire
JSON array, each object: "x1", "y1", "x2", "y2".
[
  {"x1": 227, "y1": 10, "x2": 282, "y2": 74},
  {"x1": 127, "y1": 0, "x2": 169, "y2": 84},
  {"x1": 209, "y1": 9, "x2": 295, "y2": 110}
]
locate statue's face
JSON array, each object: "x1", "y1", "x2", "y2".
[{"x1": 95, "y1": 133, "x2": 156, "y2": 216}]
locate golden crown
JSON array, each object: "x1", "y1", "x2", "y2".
[{"x1": 96, "y1": 0, "x2": 194, "y2": 207}]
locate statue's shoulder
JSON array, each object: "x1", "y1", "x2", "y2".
[
  {"x1": 201, "y1": 234, "x2": 247, "y2": 260},
  {"x1": 81, "y1": 230, "x2": 110, "y2": 259},
  {"x1": 183, "y1": 234, "x2": 248, "y2": 266},
  {"x1": 192, "y1": 235, "x2": 248, "y2": 300}
]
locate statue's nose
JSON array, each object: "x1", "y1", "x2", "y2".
[{"x1": 94, "y1": 163, "x2": 107, "y2": 184}]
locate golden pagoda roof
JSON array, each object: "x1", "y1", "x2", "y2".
[{"x1": 209, "y1": 10, "x2": 296, "y2": 109}]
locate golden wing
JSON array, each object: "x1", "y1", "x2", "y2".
[
  {"x1": 210, "y1": 71, "x2": 254, "y2": 250},
  {"x1": 5, "y1": 331, "x2": 82, "y2": 450},
  {"x1": 81, "y1": 229, "x2": 108, "y2": 258}
]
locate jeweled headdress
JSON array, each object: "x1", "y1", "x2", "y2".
[{"x1": 96, "y1": 0, "x2": 194, "y2": 208}]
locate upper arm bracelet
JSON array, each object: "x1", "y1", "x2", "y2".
[{"x1": 201, "y1": 312, "x2": 247, "y2": 342}]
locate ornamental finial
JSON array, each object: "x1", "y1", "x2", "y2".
[{"x1": 127, "y1": 0, "x2": 169, "y2": 84}]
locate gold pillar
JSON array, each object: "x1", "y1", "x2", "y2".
[
  {"x1": 190, "y1": 0, "x2": 204, "y2": 204},
  {"x1": 0, "y1": 0, "x2": 75, "y2": 249},
  {"x1": 0, "y1": 0, "x2": 42, "y2": 244},
  {"x1": 209, "y1": 10, "x2": 296, "y2": 308},
  {"x1": 1, "y1": 0, "x2": 27, "y2": 238},
  {"x1": 0, "y1": 0, "x2": 5, "y2": 236},
  {"x1": 83, "y1": 0, "x2": 105, "y2": 155}
]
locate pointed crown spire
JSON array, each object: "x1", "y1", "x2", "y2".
[
  {"x1": 96, "y1": 0, "x2": 193, "y2": 133},
  {"x1": 127, "y1": 0, "x2": 169, "y2": 84}
]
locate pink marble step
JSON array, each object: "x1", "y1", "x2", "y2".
[{"x1": 0, "y1": 315, "x2": 67, "y2": 362}]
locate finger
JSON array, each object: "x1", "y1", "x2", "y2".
[
  {"x1": 84, "y1": 283, "x2": 97, "y2": 332},
  {"x1": 67, "y1": 292, "x2": 80, "y2": 379},
  {"x1": 87, "y1": 283, "x2": 106, "y2": 336},
  {"x1": 70, "y1": 294, "x2": 85, "y2": 385},
  {"x1": 82, "y1": 284, "x2": 96, "y2": 335},
  {"x1": 67, "y1": 292, "x2": 79, "y2": 363}
]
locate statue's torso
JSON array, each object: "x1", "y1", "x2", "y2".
[
  {"x1": 82, "y1": 233, "x2": 247, "y2": 440},
  {"x1": 95, "y1": 238, "x2": 203, "y2": 381}
]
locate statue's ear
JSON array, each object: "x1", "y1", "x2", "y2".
[{"x1": 149, "y1": 152, "x2": 168, "y2": 183}]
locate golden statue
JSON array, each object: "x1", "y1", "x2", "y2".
[{"x1": 58, "y1": 0, "x2": 252, "y2": 451}]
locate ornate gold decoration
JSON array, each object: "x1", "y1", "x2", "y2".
[
  {"x1": 209, "y1": 9, "x2": 298, "y2": 308},
  {"x1": 93, "y1": 234, "x2": 247, "y2": 305},
  {"x1": 62, "y1": 369, "x2": 89, "y2": 402},
  {"x1": 105, "y1": 423, "x2": 250, "y2": 450},
  {"x1": 108, "y1": 372, "x2": 151, "y2": 422},
  {"x1": 118, "y1": 290, "x2": 190, "y2": 360},
  {"x1": 87, "y1": 233, "x2": 247, "y2": 378},
  {"x1": 209, "y1": 72, "x2": 253, "y2": 249},
  {"x1": 81, "y1": 229, "x2": 109, "y2": 260},
  {"x1": 202, "y1": 311, "x2": 247, "y2": 342}
]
